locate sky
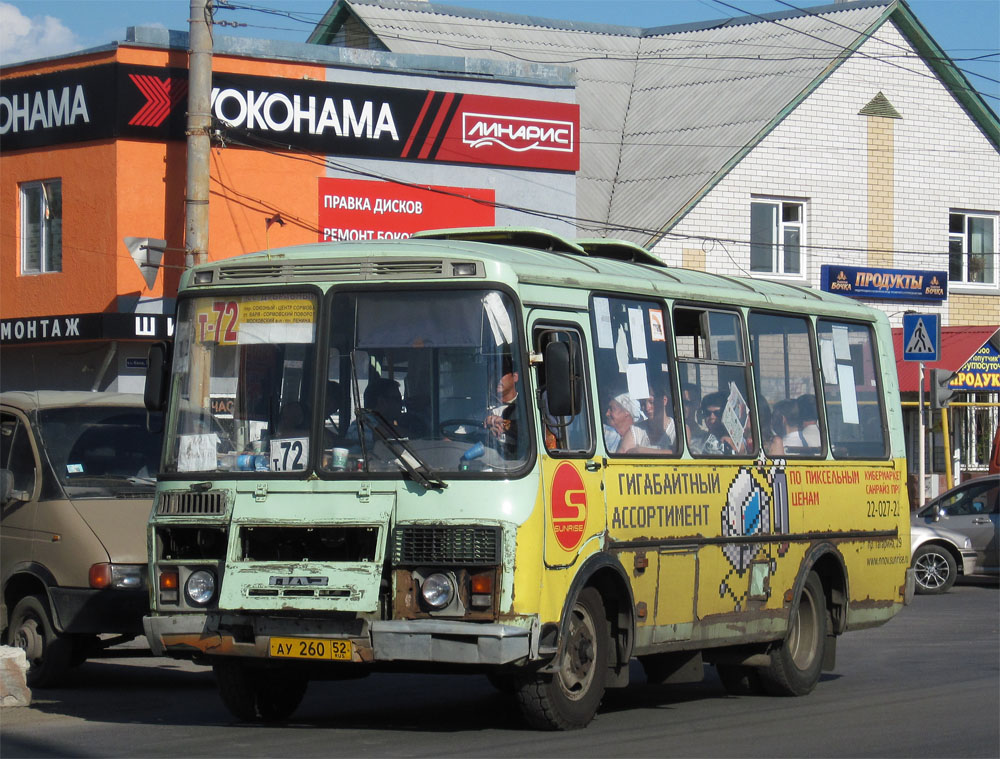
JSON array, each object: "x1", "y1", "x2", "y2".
[{"x1": 1, "y1": 0, "x2": 998, "y2": 105}]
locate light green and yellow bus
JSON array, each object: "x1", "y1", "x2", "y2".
[{"x1": 144, "y1": 228, "x2": 913, "y2": 729}]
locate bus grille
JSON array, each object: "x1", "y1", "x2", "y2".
[
  {"x1": 391, "y1": 525, "x2": 500, "y2": 566},
  {"x1": 157, "y1": 491, "x2": 227, "y2": 516}
]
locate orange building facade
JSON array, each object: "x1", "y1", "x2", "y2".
[{"x1": 1, "y1": 28, "x2": 578, "y2": 392}]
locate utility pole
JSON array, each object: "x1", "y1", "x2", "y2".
[{"x1": 185, "y1": 0, "x2": 213, "y2": 268}]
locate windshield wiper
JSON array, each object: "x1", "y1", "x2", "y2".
[{"x1": 356, "y1": 408, "x2": 446, "y2": 491}]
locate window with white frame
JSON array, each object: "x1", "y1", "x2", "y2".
[
  {"x1": 20, "y1": 179, "x2": 62, "y2": 275},
  {"x1": 949, "y1": 212, "x2": 996, "y2": 286},
  {"x1": 750, "y1": 199, "x2": 804, "y2": 275}
]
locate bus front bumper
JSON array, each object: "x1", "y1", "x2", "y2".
[{"x1": 144, "y1": 614, "x2": 535, "y2": 666}]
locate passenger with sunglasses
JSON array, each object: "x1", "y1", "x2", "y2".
[{"x1": 698, "y1": 391, "x2": 744, "y2": 456}]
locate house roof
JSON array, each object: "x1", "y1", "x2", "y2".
[{"x1": 309, "y1": 0, "x2": 999, "y2": 245}]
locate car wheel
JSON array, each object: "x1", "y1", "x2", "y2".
[
  {"x1": 912, "y1": 544, "x2": 957, "y2": 594},
  {"x1": 6, "y1": 594, "x2": 73, "y2": 688}
]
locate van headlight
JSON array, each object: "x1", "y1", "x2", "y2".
[
  {"x1": 420, "y1": 572, "x2": 454, "y2": 609},
  {"x1": 184, "y1": 569, "x2": 217, "y2": 606},
  {"x1": 89, "y1": 563, "x2": 145, "y2": 590}
]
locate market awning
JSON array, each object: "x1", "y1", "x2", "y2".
[{"x1": 892, "y1": 325, "x2": 999, "y2": 393}]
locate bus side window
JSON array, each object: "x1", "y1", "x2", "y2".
[
  {"x1": 590, "y1": 296, "x2": 678, "y2": 456},
  {"x1": 816, "y1": 320, "x2": 888, "y2": 459},
  {"x1": 535, "y1": 327, "x2": 593, "y2": 455},
  {"x1": 749, "y1": 312, "x2": 824, "y2": 457},
  {"x1": 673, "y1": 306, "x2": 755, "y2": 457}
]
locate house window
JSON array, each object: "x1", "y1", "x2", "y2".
[
  {"x1": 20, "y1": 179, "x2": 62, "y2": 274},
  {"x1": 949, "y1": 212, "x2": 996, "y2": 286},
  {"x1": 751, "y1": 199, "x2": 804, "y2": 275}
]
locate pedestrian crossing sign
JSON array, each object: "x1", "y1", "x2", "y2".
[{"x1": 902, "y1": 313, "x2": 940, "y2": 362}]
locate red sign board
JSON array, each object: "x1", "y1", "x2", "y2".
[
  {"x1": 318, "y1": 178, "x2": 495, "y2": 242},
  {"x1": 550, "y1": 461, "x2": 588, "y2": 551},
  {"x1": 402, "y1": 93, "x2": 580, "y2": 172}
]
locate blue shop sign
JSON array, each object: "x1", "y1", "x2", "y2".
[{"x1": 821, "y1": 265, "x2": 947, "y2": 301}]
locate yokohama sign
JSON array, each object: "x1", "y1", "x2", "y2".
[{"x1": 1, "y1": 64, "x2": 579, "y2": 171}]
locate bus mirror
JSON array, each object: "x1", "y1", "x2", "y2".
[
  {"x1": 144, "y1": 342, "x2": 170, "y2": 412},
  {"x1": 544, "y1": 341, "x2": 580, "y2": 417}
]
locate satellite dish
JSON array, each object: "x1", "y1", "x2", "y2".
[{"x1": 124, "y1": 236, "x2": 166, "y2": 290}]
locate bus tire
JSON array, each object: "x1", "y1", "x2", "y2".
[
  {"x1": 6, "y1": 594, "x2": 73, "y2": 688},
  {"x1": 214, "y1": 660, "x2": 308, "y2": 722},
  {"x1": 515, "y1": 587, "x2": 608, "y2": 730},
  {"x1": 716, "y1": 664, "x2": 765, "y2": 695},
  {"x1": 760, "y1": 571, "x2": 826, "y2": 697},
  {"x1": 912, "y1": 544, "x2": 957, "y2": 594}
]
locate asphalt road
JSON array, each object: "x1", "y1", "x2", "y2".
[{"x1": 2, "y1": 577, "x2": 997, "y2": 758}]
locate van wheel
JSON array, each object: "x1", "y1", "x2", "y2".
[
  {"x1": 214, "y1": 660, "x2": 308, "y2": 722},
  {"x1": 760, "y1": 571, "x2": 826, "y2": 696},
  {"x1": 912, "y1": 544, "x2": 957, "y2": 594},
  {"x1": 515, "y1": 587, "x2": 608, "y2": 730},
  {"x1": 6, "y1": 594, "x2": 73, "y2": 688}
]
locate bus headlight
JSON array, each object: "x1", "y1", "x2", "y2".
[
  {"x1": 184, "y1": 569, "x2": 217, "y2": 606},
  {"x1": 420, "y1": 572, "x2": 454, "y2": 609}
]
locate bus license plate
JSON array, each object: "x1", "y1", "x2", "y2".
[{"x1": 269, "y1": 636, "x2": 352, "y2": 661}]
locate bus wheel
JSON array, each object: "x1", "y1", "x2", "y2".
[
  {"x1": 6, "y1": 594, "x2": 72, "y2": 688},
  {"x1": 912, "y1": 544, "x2": 957, "y2": 594},
  {"x1": 515, "y1": 587, "x2": 608, "y2": 730},
  {"x1": 214, "y1": 660, "x2": 308, "y2": 722},
  {"x1": 716, "y1": 664, "x2": 765, "y2": 695},
  {"x1": 760, "y1": 571, "x2": 826, "y2": 697}
]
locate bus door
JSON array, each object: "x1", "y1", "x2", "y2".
[{"x1": 530, "y1": 317, "x2": 604, "y2": 569}]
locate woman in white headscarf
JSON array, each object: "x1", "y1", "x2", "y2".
[{"x1": 603, "y1": 393, "x2": 650, "y2": 454}]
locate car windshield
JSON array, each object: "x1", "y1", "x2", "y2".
[
  {"x1": 162, "y1": 288, "x2": 530, "y2": 478},
  {"x1": 38, "y1": 406, "x2": 163, "y2": 498}
]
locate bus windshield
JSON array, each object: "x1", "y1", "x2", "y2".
[{"x1": 162, "y1": 288, "x2": 529, "y2": 476}]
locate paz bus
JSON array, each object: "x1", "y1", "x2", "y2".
[{"x1": 143, "y1": 228, "x2": 913, "y2": 729}]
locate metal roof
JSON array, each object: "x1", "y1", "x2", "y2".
[{"x1": 311, "y1": 0, "x2": 998, "y2": 246}]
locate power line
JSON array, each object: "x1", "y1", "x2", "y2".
[
  {"x1": 213, "y1": 0, "x2": 999, "y2": 102},
  {"x1": 213, "y1": 122, "x2": 996, "y2": 260}
]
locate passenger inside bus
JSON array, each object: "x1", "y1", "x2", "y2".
[
  {"x1": 604, "y1": 392, "x2": 650, "y2": 454},
  {"x1": 699, "y1": 391, "x2": 743, "y2": 455},
  {"x1": 275, "y1": 401, "x2": 307, "y2": 437},
  {"x1": 636, "y1": 380, "x2": 677, "y2": 453},
  {"x1": 797, "y1": 394, "x2": 821, "y2": 447},
  {"x1": 347, "y1": 376, "x2": 411, "y2": 447},
  {"x1": 681, "y1": 383, "x2": 706, "y2": 454},
  {"x1": 773, "y1": 399, "x2": 807, "y2": 451},
  {"x1": 757, "y1": 398, "x2": 785, "y2": 457}
]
